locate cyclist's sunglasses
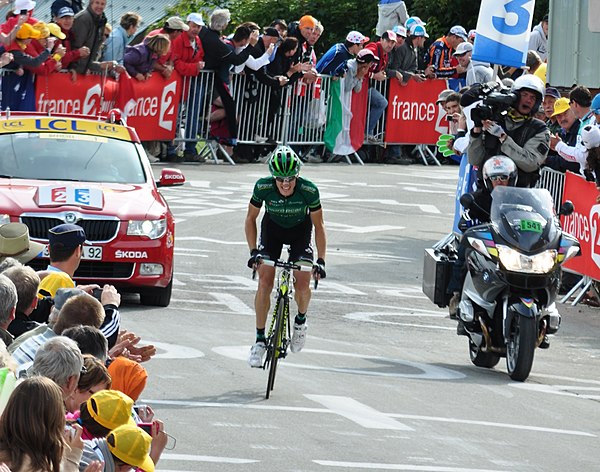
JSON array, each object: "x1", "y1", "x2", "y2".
[
  {"x1": 489, "y1": 175, "x2": 509, "y2": 182},
  {"x1": 275, "y1": 176, "x2": 297, "y2": 183}
]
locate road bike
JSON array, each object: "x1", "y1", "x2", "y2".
[{"x1": 253, "y1": 257, "x2": 317, "y2": 399}]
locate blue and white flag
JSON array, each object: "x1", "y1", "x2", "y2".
[{"x1": 472, "y1": 0, "x2": 535, "y2": 68}]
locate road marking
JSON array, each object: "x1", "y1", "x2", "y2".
[
  {"x1": 209, "y1": 292, "x2": 253, "y2": 315},
  {"x1": 212, "y1": 346, "x2": 465, "y2": 380},
  {"x1": 403, "y1": 186, "x2": 455, "y2": 195},
  {"x1": 159, "y1": 453, "x2": 257, "y2": 464},
  {"x1": 175, "y1": 237, "x2": 246, "y2": 245},
  {"x1": 344, "y1": 311, "x2": 454, "y2": 331},
  {"x1": 179, "y1": 208, "x2": 236, "y2": 217},
  {"x1": 332, "y1": 199, "x2": 441, "y2": 214},
  {"x1": 305, "y1": 395, "x2": 413, "y2": 431},
  {"x1": 147, "y1": 341, "x2": 204, "y2": 360},
  {"x1": 144, "y1": 399, "x2": 595, "y2": 438},
  {"x1": 376, "y1": 288, "x2": 429, "y2": 299},
  {"x1": 510, "y1": 383, "x2": 600, "y2": 400},
  {"x1": 327, "y1": 222, "x2": 405, "y2": 233},
  {"x1": 313, "y1": 460, "x2": 509, "y2": 471}
]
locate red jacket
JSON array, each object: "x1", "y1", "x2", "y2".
[
  {"x1": 170, "y1": 31, "x2": 204, "y2": 77},
  {"x1": 54, "y1": 27, "x2": 82, "y2": 69},
  {"x1": 364, "y1": 42, "x2": 388, "y2": 74}
]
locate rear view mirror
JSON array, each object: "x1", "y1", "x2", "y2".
[
  {"x1": 559, "y1": 200, "x2": 574, "y2": 216},
  {"x1": 460, "y1": 193, "x2": 475, "y2": 209}
]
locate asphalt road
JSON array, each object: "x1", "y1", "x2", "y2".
[{"x1": 119, "y1": 160, "x2": 600, "y2": 472}]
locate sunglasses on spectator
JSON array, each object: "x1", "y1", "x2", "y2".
[
  {"x1": 490, "y1": 175, "x2": 509, "y2": 182},
  {"x1": 275, "y1": 176, "x2": 296, "y2": 183}
]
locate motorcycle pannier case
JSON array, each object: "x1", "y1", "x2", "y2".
[{"x1": 422, "y1": 248, "x2": 453, "y2": 307}]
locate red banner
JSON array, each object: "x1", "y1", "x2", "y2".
[
  {"x1": 561, "y1": 172, "x2": 600, "y2": 280},
  {"x1": 35, "y1": 71, "x2": 182, "y2": 141},
  {"x1": 384, "y1": 79, "x2": 451, "y2": 145}
]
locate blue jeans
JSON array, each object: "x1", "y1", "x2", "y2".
[
  {"x1": 368, "y1": 87, "x2": 388, "y2": 136},
  {"x1": 168, "y1": 76, "x2": 206, "y2": 155}
]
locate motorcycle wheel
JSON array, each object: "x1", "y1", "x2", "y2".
[
  {"x1": 506, "y1": 313, "x2": 536, "y2": 381},
  {"x1": 468, "y1": 339, "x2": 500, "y2": 368}
]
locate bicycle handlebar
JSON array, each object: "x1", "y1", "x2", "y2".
[{"x1": 251, "y1": 257, "x2": 319, "y2": 288}]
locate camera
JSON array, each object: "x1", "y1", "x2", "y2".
[
  {"x1": 20, "y1": 9, "x2": 28, "y2": 14},
  {"x1": 138, "y1": 423, "x2": 152, "y2": 435},
  {"x1": 469, "y1": 82, "x2": 518, "y2": 125},
  {"x1": 446, "y1": 115, "x2": 454, "y2": 122},
  {"x1": 91, "y1": 288, "x2": 103, "y2": 300}
]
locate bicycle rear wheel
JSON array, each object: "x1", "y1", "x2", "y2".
[{"x1": 266, "y1": 297, "x2": 286, "y2": 399}]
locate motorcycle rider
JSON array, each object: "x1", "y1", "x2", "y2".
[
  {"x1": 467, "y1": 74, "x2": 550, "y2": 189},
  {"x1": 448, "y1": 156, "x2": 517, "y2": 319}
]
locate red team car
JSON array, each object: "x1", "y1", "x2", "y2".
[{"x1": 0, "y1": 112, "x2": 185, "y2": 306}]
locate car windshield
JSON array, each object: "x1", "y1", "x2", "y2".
[{"x1": 0, "y1": 133, "x2": 146, "y2": 184}]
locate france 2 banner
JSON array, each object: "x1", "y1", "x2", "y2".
[
  {"x1": 561, "y1": 172, "x2": 600, "y2": 281},
  {"x1": 472, "y1": 0, "x2": 535, "y2": 68}
]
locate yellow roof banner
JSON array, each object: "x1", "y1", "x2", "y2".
[{"x1": 0, "y1": 117, "x2": 132, "y2": 141}]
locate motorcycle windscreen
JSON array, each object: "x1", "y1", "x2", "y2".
[{"x1": 489, "y1": 187, "x2": 559, "y2": 252}]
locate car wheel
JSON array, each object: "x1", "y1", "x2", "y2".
[{"x1": 140, "y1": 280, "x2": 172, "y2": 307}]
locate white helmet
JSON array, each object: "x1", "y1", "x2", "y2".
[
  {"x1": 511, "y1": 74, "x2": 545, "y2": 99},
  {"x1": 482, "y1": 156, "x2": 518, "y2": 191}
]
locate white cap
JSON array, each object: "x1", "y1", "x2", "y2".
[
  {"x1": 13, "y1": 0, "x2": 36, "y2": 14},
  {"x1": 581, "y1": 125, "x2": 600, "y2": 150},
  {"x1": 453, "y1": 42, "x2": 473, "y2": 56},
  {"x1": 186, "y1": 12, "x2": 204, "y2": 26}
]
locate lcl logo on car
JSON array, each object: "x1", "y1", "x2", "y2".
[{"x1": 64, "y1": 213, "x2": 78, "y2": 224}]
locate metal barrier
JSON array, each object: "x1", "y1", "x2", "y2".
[
  {"x1": 365, "y1": 78, "x2": 388, "y2": 144},
  {"x1": 285, "y1": 76, "x2": 331, "y2": 145},
  {"x1": 537, "y1": 167, "x2": 566, "y2": 212},
  {"x1": 174, "y1": 70, "x2": 215, "y2": 148}
]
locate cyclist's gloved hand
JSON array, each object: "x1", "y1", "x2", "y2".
[
  {"x1": 247, "y1": 249, "x2": 261, "y2": 269},
  {"x1": 314, "y1": 258, "x2": 326, "y2": 279}
]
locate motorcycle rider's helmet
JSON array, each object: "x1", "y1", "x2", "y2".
[
  {"x1": 269, "y1": 145, "x2": 301, "y2": 178},
  {"x1": 482, "y1": 156, "x2": 518, "y2": 191},
  {"x1": 511, "y1": 75, "x2": 545, "y2": 116}
]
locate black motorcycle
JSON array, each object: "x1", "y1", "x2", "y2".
[{"x1": 455, "y1": 187, "x2": 579, "y2": 381}]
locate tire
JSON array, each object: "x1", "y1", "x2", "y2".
[
  {"x1": 140, "y1": 280, "x2": 172, "y2": 307},
  {"x1": 506, "y1": 313, "x2": 537, "y2": 381},
  {"x1": 469, "y1": 339, "x2": 500, "y2": 368},
  {"x1": 266, "y1": 299, "x2": 286, "y2": 399}
]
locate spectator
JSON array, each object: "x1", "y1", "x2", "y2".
[
  {"x1": 270, "y1": 18, "x2": 287, "y2": 39},
  {"x1": 551, "y1": 85, "x2": 594, "y2": 169},
  {"x1": 364, "y1": 30, "x2": 397, "y2": 141},
  {"x1": 74, "y1": 388, "x2": 136, "y2": 440},
  {"x1": 316, "y1": 30, "x2": 368, "y2": 76},
  {"x1": 0, "y1": 275, "x2": 17, "y2": 347},
  {"x1": 65, "y1": 354, "x2": 111, "y2": 413},
  {"x1": 452, "y1": 41, "x2": 493, "y2": 86},
  {"x1": 529, "y1": 14, "x2": 549, "y2": 62},
  {"x1": 427, "y1": 25, "x2": 468, "y2": 78},
  {"x1": 26, "y1": 21, "x2": 66, "y2": 75},
  {"x1": 9, "y1": 292, "x2": 104, "y2": 369},
  {"x1": 0, "y1": 376, "x2": 84, "y2": 471},
  {"x1": 71, "y1": 0, "x2": 121, "y2": 75},
  {"x1": 1, "y1": 0, "x2": 37, "y2": 37},
  {"x1": 542, "y1": 86, "x2": 561, "y2": 134},
  {"x1": 123, "y1": 33, "x2": 170, "y2": 81},
  {"x1": 101, "y1": 12, "x2": 142, "y2": 64},
  {"x1": 166, "y1": 13, "x2": 205, "y2": 162},
  {"x1": 107, "y1": 355, "x2": 148, "y2": 401},
  {"x1": 287, "y1": 15, "x2": 318, "y2": 68},
  {"x1": 376, "y1": 0, "x2": 408, "y2": 37},
  {"x1": 302, "y1": 20, "x2": 323, "y2": 66},
  {"x1": 147, "y1": 16, "x2": 188, "y2": 79},
  {"x1": 390, "y1": 23, "x2": 433, "y2": 85},
  {"x1": 581, "y1": 125, "x2": 600, "y2": 196},
  {"x1": 29, "y1": 335, "x2": 84, "y2": 401},
  {"x1": 265, "y1": 37, "x2": 301, "y2": 124},
  {"x1": 62, "y1": 324, "x2": 108, "y2": 362},
  {"x1": 53, "y1": 6, "x2": 90, "y2": 70},
  {"x1": 232, "y1": 23, "x2": 274, "y2": 74},
  {"x1": 3, "y1": 265, "x2": 41, "y2": 339},
  {"x1": 0, "y1": 222, "x2": 45, "y2": 266},
  {"x1": 199, "y1": 8, "x2": 252, "y2": 150},
  {"x1": 1, "y1": 23, "x2": 50, "y2": 111},
  {"x1": 468, "y1": 29, "x2": 476, "y2": 44},
  {"x1": 51, "y1": 0, "x2": 84, "y2": 18}
]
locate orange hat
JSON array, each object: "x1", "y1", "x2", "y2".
[
  {"x1": 16, "y1": 23, "x2": 41, "y2": 40},
  {"x1": 108, "y1": 357, "x2": 148, "y2": 402},
  {"x1": 299, "y1": 15, "x2": 317, "y2": 29}
]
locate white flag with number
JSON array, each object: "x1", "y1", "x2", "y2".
[{"x1": 472, "y1": 0, "x2": 536, "y2": 68}]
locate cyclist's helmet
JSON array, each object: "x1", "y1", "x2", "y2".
[
  {"x1": 269, "y1": 145, "x2": 301, "y2": 178},
  {"x1": 511, "y1": 75, "x2": 545, "y2": 115},
  {"x1": 482, "y1": 156, "x2": 518, "y2": 191}
]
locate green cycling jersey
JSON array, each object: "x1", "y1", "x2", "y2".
[{"x1": 250, "y1": 176, "x2": 322, "y2": 228}]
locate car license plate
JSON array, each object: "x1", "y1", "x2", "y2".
[{"x1": 42, "y1": 245, "x2": 102, "y2": 260}]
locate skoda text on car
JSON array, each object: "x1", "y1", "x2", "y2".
[{"x1": 0, "y1": 112, "x2": 185, "y2": 306}]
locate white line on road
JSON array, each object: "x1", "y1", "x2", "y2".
[
  {"x1": 327, "y1": 222, "x2": 406, "y2": 233},
  {"x1": 159, "y1": 453, "x2": 258, "y2": 464},
  {"x1": 209, "y1": 292, "x2": 253, "y2": 315},
  {"x1": 305, "y1": 395, "x2": 413, "y2": 431},
  {"x1": 175, "y1": 237, "x2": 246, "y2": 245},
  {"x1": 313, "y1": 460, "x2": 509, "y2": 471},
  {"x1": 332, "y1": 199, "x2": 441, "y2": 214}
]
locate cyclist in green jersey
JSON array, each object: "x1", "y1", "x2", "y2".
[{"x1": 245, "y1": 145, "x2": 327, "y2": 367}]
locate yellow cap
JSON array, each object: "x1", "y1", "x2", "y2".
[
  {"x1": 16, "y1": 23, "x2": 41, "y2": 40},
  {"x1": 107, "y1": 425, "x2": 155, "y2": 472},
  {"x1": 47, "y1": 22, "x2": 66, "y2": 40},
  {"x1": 86, "y1": 389, "x2": 136, "y2": 431},
  {"x1": 32, "y1": 22, "x2": 50, "y2": 39},
  {"x1": 551, "y1": 97, "x2": 570, "y2": 117},
  {"x1": 38, "y1": 271, "x2": 75, "y2": 298}
]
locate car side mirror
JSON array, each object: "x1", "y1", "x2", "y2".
[
  {"x1": 157, "y1": 168, "x2": 185, "y2": 187},
  {"x1": 460, "y1": 193, "x2": 475, "y2": 209},
  {"x1": 559, "y1": 200, "x2": 574, "y2": 216}
]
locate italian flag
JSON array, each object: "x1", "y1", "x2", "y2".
[{"x1": 324, "y1": 76, "x2": 369, "y2": 155}]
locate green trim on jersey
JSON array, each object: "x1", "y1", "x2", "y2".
[{"x1": 250, "y1": 176, "x2": 321, "y2": 228}]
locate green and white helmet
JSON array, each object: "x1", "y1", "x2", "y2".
[{"x1": 268, "y1": 145, "x2": 301, "y2": 178}]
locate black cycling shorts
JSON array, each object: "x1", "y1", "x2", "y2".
[{"x1": 259, "y1": 213, "x2": 314, "y2": 263}]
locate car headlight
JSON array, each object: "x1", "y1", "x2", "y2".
[
  {"x1": 0, "y1": 214, "x2": 10, "y2": 225},
  {"x1": 497, "y1": 245, "x2": 557, "y2": 273},
  {"x1": 127, "y1": 219, "x2": 167, "y2": 240}
]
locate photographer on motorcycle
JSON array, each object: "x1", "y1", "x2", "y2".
[{"x1": 467, "y1": 75, "x2": 550, "y2": 189}]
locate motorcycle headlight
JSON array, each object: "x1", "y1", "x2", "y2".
[
  {"x1": 497, "y1": 245, "x2": 557, "y2": 274},
  {"x1": 127, "y1": 219, "x2": 167, "y2": 240}
]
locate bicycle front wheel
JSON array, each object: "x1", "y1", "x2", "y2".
[{"x1": 266, "y1": 297, "x2": 286, "y2": 399}]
